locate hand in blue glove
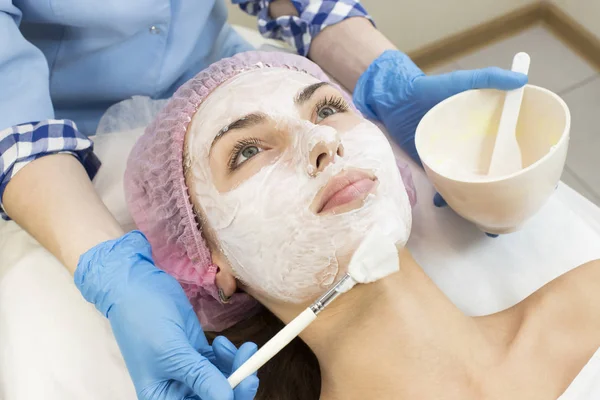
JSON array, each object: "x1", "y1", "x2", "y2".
[
  {"x1": 353, "y1": 50, "x2": 527, "y2": 237},
  {"x1": 75, "y1": 230, "x2": 259, "y2": 400}
]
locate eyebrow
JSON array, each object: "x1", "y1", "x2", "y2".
[
  {"x1": 211, "y1": 112, "x2": 267, "y2": 149},
  {"x1": 209, "y1": 82, "x2": 330, "y2": 150},
  {"x1": 294, "y1": 82, "x2": 331, "y2": 106}
]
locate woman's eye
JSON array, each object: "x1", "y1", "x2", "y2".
[
  {"x1": 235, "y1": 145, "x2": 262, "y2": 166},
  {"x1": 316, "y1": 106, "x2": 337, "y2": 122}
]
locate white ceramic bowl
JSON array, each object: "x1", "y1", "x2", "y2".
[{"x1": 415, "y1": 84, "x2": 570, "y2": 234}]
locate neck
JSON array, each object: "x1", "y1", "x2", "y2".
[{"x1": 298, "y1": 249, "x2": 507, "y2": 399}]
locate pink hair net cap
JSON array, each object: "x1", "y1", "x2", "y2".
[{"x1": 124, "y1": 50, "x2": 417, "y2": 332}]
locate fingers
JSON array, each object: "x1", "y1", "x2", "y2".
[
  {"x1": 233, "y1": 375, "x2": 259, "y2": 400},
  {"x1": 170, "y1": 345, "x2": 234, "y2": 400},
  {"x1": 185, "y1": 307, "x2": 222, "y2": 372},
  {"x1": 464, "y1": 67, "x2": 528, "y2": 91},
  {"x1": 213, "y1": 336, "x2": 237, "y2": 373},
  {"x1": 427, "y1": 68, "x2": 528, "y2": 101},
  {"x1": 213, "y1": 338, "x2": 259, "y2": 400},
  {"x1": 433, "y1": 193, "x2": 447, "y2": 208},
  {"x1": 232, "y1": 342, "x2": 258, "y2": 372},
  {"x1": 432, "y1": 193, "x2": 499, "y2": 237},
  {"x1": 232, "y1": 343, "x2": 259, "y2": 400},
  {"x1": 153, "y1": 380, "x2": 200, "y2": 400},
  {"x1": 185, "y1": 305, "x2": 210, "y2": 350}
]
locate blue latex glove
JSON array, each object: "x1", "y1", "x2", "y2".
[
  {"x1": 75, "y1": 231, "x2": 259, "y2": 400},
  {"x1": 353, "y1": 50, "x2": 527, "y2": 237}
]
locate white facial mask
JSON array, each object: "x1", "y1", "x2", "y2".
[{"x1": 186, "y1": 69, "x2": 412, "y2": 303}]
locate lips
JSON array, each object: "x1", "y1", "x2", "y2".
[{"x1": 314, "y1": 170, "x2": 378, "y2": 214}]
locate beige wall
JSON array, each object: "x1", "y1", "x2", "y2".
[
  {"x1": 226, "y1": 2, "x2": 257, "y2": 30},
  {"x1": 551, "y1": 0, "x2": 600, "y2": 40},
  {"x1": 226, "y1": 0, "x2": 538, "y2": 52}
]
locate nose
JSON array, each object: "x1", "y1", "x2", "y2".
[{"x1": 309, "y1": 138, "x2": 344, "y2": 176}]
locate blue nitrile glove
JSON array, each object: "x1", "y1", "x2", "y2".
[
  {"x1": 75, "y1": 230, "x2": 259, "y2": 400},
  {"x1": 353, "y1": 50, "x2": 527, "y2": 237}
]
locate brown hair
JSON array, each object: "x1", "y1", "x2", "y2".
[{"x1": 206, "y1": 307, "x2": 321, "y2": 399}]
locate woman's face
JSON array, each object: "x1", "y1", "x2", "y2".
[{"x1": 185, "y1": 68, "x2": 411, "y2": 304}]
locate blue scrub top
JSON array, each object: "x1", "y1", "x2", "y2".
[{"x1": 9, "y1": 0, "x2": 253, "y2": 134}]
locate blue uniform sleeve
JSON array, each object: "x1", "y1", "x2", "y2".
[
  {"x1": 0, "y1": 2, "x2": 100, "y2": 220},
  {"x1": 232, "y1": 0, "x2": 372, "y2": 56},
  {"x1": 0, "y1": 2, "x2": 54, "y2": 126}
]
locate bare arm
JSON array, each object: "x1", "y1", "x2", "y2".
[
  {"x1": 269, "y1": 0, "x2": 397, "y2": 91},
  {"x1": 308, "y1": 17, "x2": 396, "y2": 91},
  {"x1": 3, "y1": 154, "x2": 123, "y2": 274}
]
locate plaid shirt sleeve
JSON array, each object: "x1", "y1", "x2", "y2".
[
  {"x1": 0, "y1": 119, "x2": 101, "y2": 220},
  {"x1": 232, "y1": 0, "x2": 372, "y2": 56}
]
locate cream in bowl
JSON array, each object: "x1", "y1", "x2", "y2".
[{"x1": 415, "y1": 84, "x2": 570, "y2": 234}]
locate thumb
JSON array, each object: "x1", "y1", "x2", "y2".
[
  {"x1": 170, "y1": 347, "x2": 233, "y2": 400},
  {"x1": 212, "y1": 336, "x2": 238, "y2": 374},
  {"x1": 232, "y1": 343, "x2": 259, "y2": 400}
]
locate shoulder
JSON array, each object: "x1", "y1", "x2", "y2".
[
  {"x1": 500, "y1": 260, "x2": 600, "y2": 399},
  {"x1": 525, "y1": 259, "x2": 600, "y2": 345},
  {"x1": 545, "y1": 259, "x2": 600, "y2": 302},
  {"x1": 532, "y1": 259, "x2": 600, "y2": 317}
]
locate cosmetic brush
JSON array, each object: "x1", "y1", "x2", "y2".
[{"x1": 227, "y1": 228, "x2": 399, "y2": 388}]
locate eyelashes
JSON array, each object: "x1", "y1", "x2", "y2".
[
  {"x1": 228, "y1": 137, "x2": 263, "y2": 171},
  {"x1": 315, "y1": 96, "x2": 350, "y2": 116}
]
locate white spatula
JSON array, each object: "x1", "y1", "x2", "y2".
[{"x1": 488, "y1": 52, "x2": 531, "y2": 177}]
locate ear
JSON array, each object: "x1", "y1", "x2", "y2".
[
  {"x1": 212, "y1": 250, "x2": 238, "y2": 300},
  {"x1": 184, "y1": 174, "x2": 238, "y2": 300}
]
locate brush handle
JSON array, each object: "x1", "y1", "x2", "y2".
[{"x1": 227, "y1": 308, "x2": 317, "y2": 388}]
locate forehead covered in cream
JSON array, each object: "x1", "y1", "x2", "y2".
[{"x1": 188, "y1": 69, "x2": 323, "y2": 146}]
